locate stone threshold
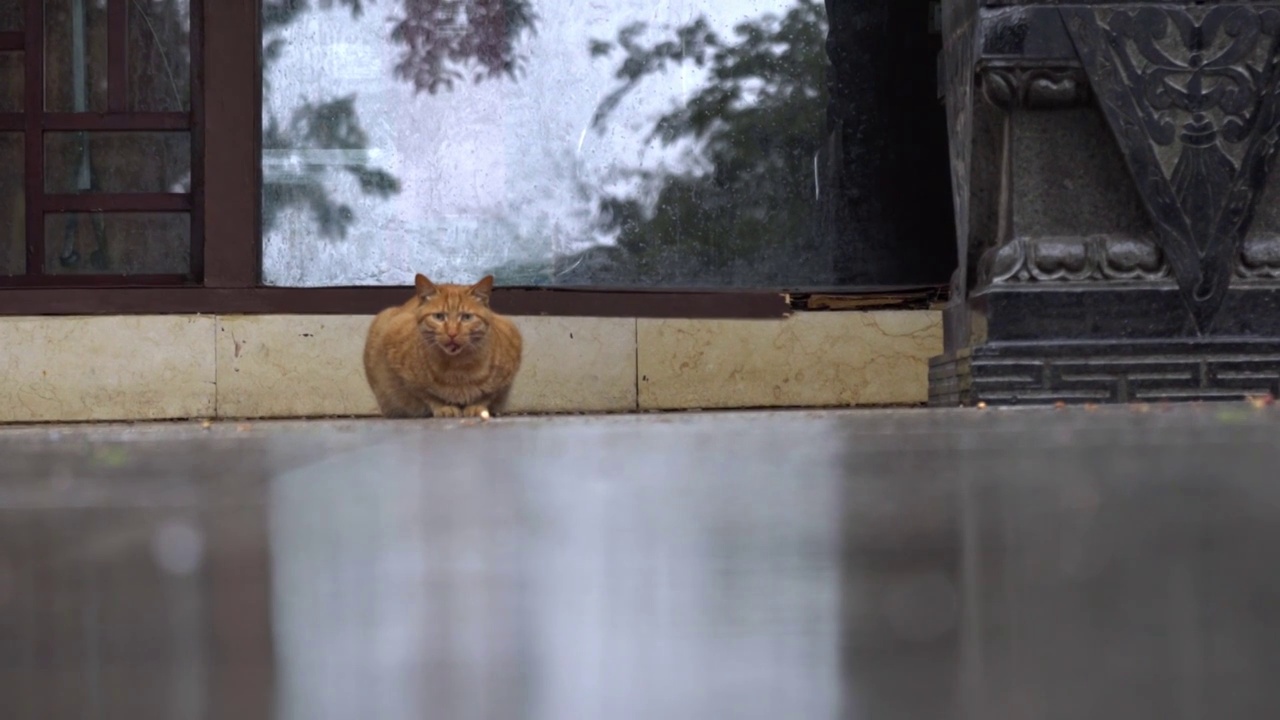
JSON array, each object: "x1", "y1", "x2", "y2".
[{"x1": 0, "y1": 312, "x2": 941, "y2": 423}]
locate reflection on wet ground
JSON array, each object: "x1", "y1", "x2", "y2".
[{"x1": 1, "y1": 405, "x2": 1279, "y2": 719}]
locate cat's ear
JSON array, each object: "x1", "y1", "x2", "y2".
[
  {"x1": 469, "y1": 275, "x2": 495, "y2": 306},
  {"x1": 414, "y1": 273, "x2": 437, "y2": 298}
]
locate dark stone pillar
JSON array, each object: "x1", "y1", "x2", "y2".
[
  {"x1": 930, "y1": 1, "x2": 1280, "y2": 406},
  {"x1": 822, "y1": 0, "x2": 956, "y2": 286}
]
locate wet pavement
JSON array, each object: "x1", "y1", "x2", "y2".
[{"x1": 2, "y1": 404, "x2": 1280, "y2": 719}]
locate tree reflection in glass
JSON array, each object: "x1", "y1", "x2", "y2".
[{"x1": 259, "y1": 0, "x2": 830, "y2": 288}]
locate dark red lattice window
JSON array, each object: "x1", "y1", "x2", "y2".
[{"x1": 0, "y1": 0, "x2": 202, "y2": 286}]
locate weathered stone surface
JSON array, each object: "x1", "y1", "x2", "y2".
[{"x1": 933, "y1": 1, "x2": 1280, "y2": 405}]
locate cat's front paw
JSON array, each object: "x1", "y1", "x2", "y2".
[
  {"x1": 431, "y1": 405, "x2": 463, "y2": 418},
  {"x1": 462, "y1": 405, "x2": 491, "y2": 420}
]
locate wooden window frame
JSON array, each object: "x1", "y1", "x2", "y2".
[
  {"x1": 0, "y1": 0, "x2": 938, "y2": 319},
  {"x1": 2, "y1": 0, "x2": 201, "y2": 290}
]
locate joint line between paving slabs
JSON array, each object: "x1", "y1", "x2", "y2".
[{"x1": 634, "y1": 319, "x2": 640, "y2": 410}]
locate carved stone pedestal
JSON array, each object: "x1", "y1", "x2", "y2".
[{"x1": 930, "y1": 1, "x2": 1280, "y2": 405}]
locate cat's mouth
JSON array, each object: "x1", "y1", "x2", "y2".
[{"x1": 442, "y1": 340, "x2": 464, "y2": 355}]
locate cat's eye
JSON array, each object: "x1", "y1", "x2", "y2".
[
  {"x1": 433, "y1": 313, "x2": 447, "y2": 321},
  {"x1": 460, "y1": 313, "x2": 474, "y2": 321}
]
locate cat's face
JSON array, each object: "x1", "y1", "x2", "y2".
[{"x1": 412, "y1": 274, "x2": 495, "y2": 356}]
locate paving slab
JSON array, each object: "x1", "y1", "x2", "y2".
[{"x1": 1, "y1": 404, "x2": 1278, "y2": 719}]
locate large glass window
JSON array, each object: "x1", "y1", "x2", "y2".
[{"x1": 261, "y1": 0, "x2": 832, "y2": 288}]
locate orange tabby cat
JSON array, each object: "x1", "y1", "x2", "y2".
[{"x1": 363, "y1": 274, "x2": 522, "y2": 419}]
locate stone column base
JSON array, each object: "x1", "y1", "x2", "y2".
[{"x1": 930, "y1": 340, "x2": 1280, "y2": 406}]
